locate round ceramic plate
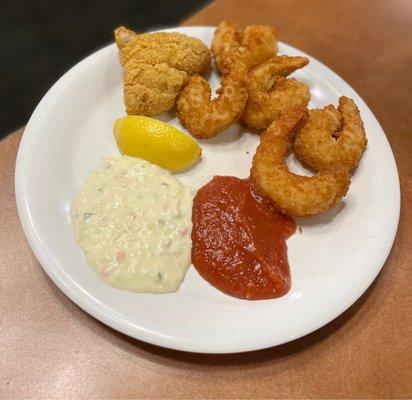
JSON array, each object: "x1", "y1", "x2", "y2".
[{"x1": 15, "y1": 26, "x2": 400, "y2": 353}]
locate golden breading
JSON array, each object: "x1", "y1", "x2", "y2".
[
  {"x1": 251, "y1": 108, "x2": 351, "y2": 217},
  {"x1": 242, "y1": 56, "x2": 310, "y2": 130},
  {"x1": 115, "y1": 27, "x2": 211, "y2": 75},
  {"x1": 123, "y1": 60, "x2": 187, "y2": 116},
  {"x1": 114, "y1": 26, "x2": 211, "y2": 116},
  {"x1": 114, "y1": 27, "x2": 137, "y2": 51},
  {"x1": 211, "y1": 21, "x2": 277, "y2": 75},
  {"x1": 294, "y1": 96, "x2": 367, "y2": 173},
  {"x1": 177, "y1": 69, "x2": 248, "y2": 139}
]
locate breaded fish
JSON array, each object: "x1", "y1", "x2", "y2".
[
  {"x1": 115, "y1": 27, "x2": 211, "y2": 74},
  {"x1": 115, "y1": 26, "x2": 211, "y2": 116},
  {"x1": 123, "y1": 60, "x2": 188, "y2": 116}
]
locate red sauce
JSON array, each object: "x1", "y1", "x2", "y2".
[{"x1": 191, "y1": 176, "x2": 296, "y2": 300}]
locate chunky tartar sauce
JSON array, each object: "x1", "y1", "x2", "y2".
[{"x1": 71, "y1": 156, "x2": 193, "y2": 293}]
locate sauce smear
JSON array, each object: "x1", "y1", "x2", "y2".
[{"x1": 192, "y1": 176, "x2": 296, "y2": 300}]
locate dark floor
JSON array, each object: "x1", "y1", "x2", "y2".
[{"x1": 0, "y1": 0, "x2": 210, "y2": 138}]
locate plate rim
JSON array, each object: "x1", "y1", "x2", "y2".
[{"x1": 15, "y1": 26, "x2": 400, "y2": 354}]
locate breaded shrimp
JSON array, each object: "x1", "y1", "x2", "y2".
[
  {"x1": 123, "y1": 59, "x2": 188, "y2": 116},
  {"x1": 176, "y1": 70, "x2": 248, "y2": 139},
  {"x1": 251, "y1": 108, "x2": 351, "y2": 217},
  {"x1": 242, "y1": 56, "x2": 310, "y2": 130},
  {"x1": 294, "y1": 96, "x2": 367, "y2": 173},
  {"x1": 211, "y1": 21, "x2": 277, "y2": 75},
  {"x1": 210, "y1": 21, "x2": 239, "y2": 61},
  {"x1": 241, "y1": 25, "x2": 278, "y2": 69},
  {"x1": 115, "y1": 27, "x2": 211, "y2": 75}
]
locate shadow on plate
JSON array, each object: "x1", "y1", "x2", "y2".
[
  {"x1": 198, "y1": 123, "x2": 261, "y2": 146},
  {"x1": 297, "y1": 201, "x2": 346, "y2": 227},
  {"x1": 42, "y1": 266, "x2": 379, "y2": 368},
  {"x1": 110, "y1": 276, "x2": 377, "y2": 366},
  {"x1": 156, "y1": 109, "x2": 177, "y2": 124},
  {"x1": 37, "y1": 227, "x2": 389, "y2": 373}
]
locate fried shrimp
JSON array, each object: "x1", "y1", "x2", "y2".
[
  {"x1": 176, "y1": 70, "x2": 248, "y2": 139},
  {"x1": 294, "y1": 96, "x2": 367, "y2": 173},
  {"x1": 251, "y1": 108, "x2": 351, "y2": 217},
  {"x1": 211, "y1": 21, "x2": 277, "y2": 75},
  {"x1": 242, "y1": 56, "x2": 310, "y2": 130}
]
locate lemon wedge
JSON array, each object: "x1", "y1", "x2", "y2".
[{"x1": 114, "y1": 116, "x2": 201, "y2": 172}]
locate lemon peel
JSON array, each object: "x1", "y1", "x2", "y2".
[{"x1": 114, "y1": 116, "x2": 201, "y2": 172}]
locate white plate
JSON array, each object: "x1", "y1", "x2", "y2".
[{"x1": 15, "y1": 26, "x2": 400, "y2": 353}]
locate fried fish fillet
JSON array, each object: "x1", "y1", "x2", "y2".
[
  {"x1": 115, "y1": 26, "x2": 211, "y2": 116},
  {"x1": 123, "y1": 60, "x2": 188, "y2": 116},
  {"x1": 115, "y1": 27, "x2": 211, "y2": 74}
]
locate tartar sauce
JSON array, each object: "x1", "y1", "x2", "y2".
[{"x1": 71, "y1": 156, "x2": 193, "y2": 293}]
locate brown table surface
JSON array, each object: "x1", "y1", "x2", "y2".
[{"x1": 1, "y1": 0, "x2": 411, "y2": 398}]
